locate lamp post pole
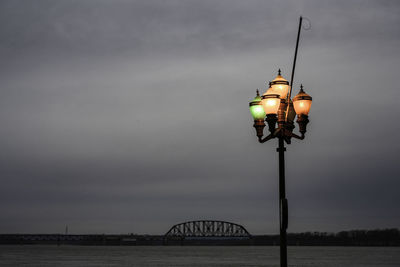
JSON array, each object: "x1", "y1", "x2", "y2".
[
  {"x1": 248, "y1": 16, "x2": 312, "y2": 267},
  {"x1": 278, "y1": 136, "x2": 287, "y2": 267},
  {"x1": 280, "y1": 16, "x2": 301, "y2": 267}
]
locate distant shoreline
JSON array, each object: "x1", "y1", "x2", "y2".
[{"x1": 1, "y1": 229, "x2": 399, "y2": 246}]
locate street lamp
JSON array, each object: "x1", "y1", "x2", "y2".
[{"x1": 248, "y1": 17, "x2": 312, "y2": 267}]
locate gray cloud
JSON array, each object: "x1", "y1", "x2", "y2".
[{"x1": 0, "y1": 0, "x2": 399, "y2": 234}]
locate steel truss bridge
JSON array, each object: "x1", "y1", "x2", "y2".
[{"x1": 164, "y1": 220, "x2": 252, "y2": 240}]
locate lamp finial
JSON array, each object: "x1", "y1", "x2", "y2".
[{"x1": 278, "y1": 69, "x2": 281, "y2": 75}]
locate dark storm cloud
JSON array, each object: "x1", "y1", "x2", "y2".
[{"x1": 0, "y1": 0, "x2": 399, "y2": 234}]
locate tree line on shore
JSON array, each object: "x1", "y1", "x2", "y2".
[
  {"x1": 254, "y1": 228, "x2": 400, "y2": 246},
  {"x1": 1, "y1": 228, "x2": 399, "y2": 246}
]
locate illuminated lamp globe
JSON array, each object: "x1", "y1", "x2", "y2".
[
  {"x1": 261, "y1": 93, "x2": 280, "y2": 115},
  {"x1": 249, "y1": 90, "x2": 266, "y2": 120},
  {"x1": 270, "y1": 69, "x2": 290, "y2": 99},
  {"x1": 293, "y1": 85, "x2": 312, "y2": 116}
]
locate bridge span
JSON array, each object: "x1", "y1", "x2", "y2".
[{"x1": 164, "y1": 220, "x2": 252, "y2": 245}]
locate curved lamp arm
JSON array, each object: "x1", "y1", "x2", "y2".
[
  {"x1": 290, "y1": 132, "x2": 305, "y2": 140},
  {"x1": 258, "y1": 133, "x2": 275, "y2": 143}
]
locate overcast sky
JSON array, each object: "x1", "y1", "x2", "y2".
[{"x1": 0, "y1": 0, "x2": 399, "y2": 235}]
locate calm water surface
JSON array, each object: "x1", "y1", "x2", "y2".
[{"x1": 0, "y1": 246, "x2": 399, "y2": 267}]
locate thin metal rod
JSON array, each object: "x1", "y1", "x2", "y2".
[
  {"x1": 285, "y1": 16, "x2": 303, "y2": 121},
  {"x1": 278, "y1": 137, "x2": 288, "y2": 267}
]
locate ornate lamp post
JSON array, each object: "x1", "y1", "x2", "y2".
[{"x1": 248, "y1": 17, "x2": 313, "y2": 267}]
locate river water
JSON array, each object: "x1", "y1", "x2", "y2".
[{"x1": 0, "y1": 246, "x2": 399, "y2": 266}]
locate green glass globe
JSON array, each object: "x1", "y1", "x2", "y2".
[{"x1": 249, "y1": 90, "x2": 266, "y2": 120}]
